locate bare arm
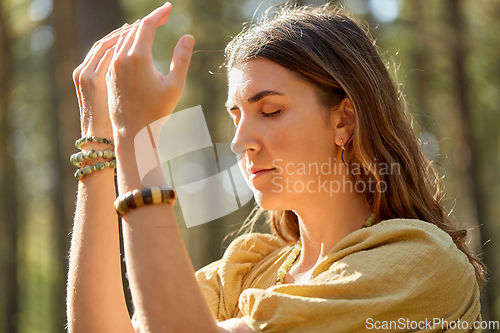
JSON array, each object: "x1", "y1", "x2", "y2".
[
  {"x1": 116, "y1": 140, "x2": 219, "y2": 332},
  {"x1": 107, "y1": 4, "x2": 254, "y2": 332},
  {"x1": 117, "y1": 140, "x2": 255, "y2": 332},
  {"x1": 67, "y1": 142, "x2": 134, "y2": 333},
  {"x1": 66, "y1": 23, "x2": 139, "y2": 333}
]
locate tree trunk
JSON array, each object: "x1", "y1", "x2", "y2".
[
  {"x1": 0, "y1": 1, "x2": 19, "y2": 332},
  {"x1": 410, "y1": 0, "x2": 433, "y2": 132},
  {"x1": 50, "y1": 0, "x2": 129, "y2": 329},
  {"x1": 447, "y1": 0, "x2": 495, "y2": 327}
]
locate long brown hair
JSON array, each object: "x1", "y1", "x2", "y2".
[{"x1": 224, "y1": 3, "x2": 486, "y2": 287}]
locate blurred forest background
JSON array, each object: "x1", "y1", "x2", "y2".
[{"x1": 0, "y1": 0, "x2": 499, "y2": 332}]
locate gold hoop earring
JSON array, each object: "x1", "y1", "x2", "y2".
[{"x1": 340, "y1": 138, "x2": 347, "y2": 167}]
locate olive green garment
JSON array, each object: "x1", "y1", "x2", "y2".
[{"x1": 195, "y1": 219, "x2": 482, "y2": 333}]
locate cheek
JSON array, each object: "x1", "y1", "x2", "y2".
[{"x1": 268, "y1": 115, "x2": 333, "y2": 167}]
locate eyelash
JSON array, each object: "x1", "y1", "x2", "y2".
[
  {"x1": 232, "y1": 110, "x2": 282, "y2": 127},
  {"x1": 261, "y1": 110, "x2": 282, "y2": 117}
]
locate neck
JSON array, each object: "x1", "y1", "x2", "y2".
[{"x1": 291, "y1": 186, "x2": 373, "y2": 274}]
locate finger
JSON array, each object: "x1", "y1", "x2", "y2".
[
  {"x1": 111, "y1": 31, "x2": 128, "y2": 63},
  {"x1": 85, "y1": 30, "x2": 130, "y2": 74},
  {"x1": 95, "y1": 46, "x2": 116, "y2": 76},
  {"x1": 167, "y1": 34, "x2": 194, "y2": 89},
  {"x1": 117, "y1": 24, "x2": 140, "y2": 57},
  {"x1": 135, "y1": 2, "x2": 172, "y2": 53},
  {"x1": 78, "y1": 24, "x2": 134, "y2": 81},
  {"x1": 103, "y1": 22, "x2": 132, "y2": 41},
  {"x1": 82, "y1": 20, "x2": 139, "y2": 64},
  {"x1": 81, "y1": 23, "x2": 130, "y2": 65},
  {"x1": 101, "y1": 23, "x2": 132, "y2": 44},
  {"x1": 87, "y1": 22, "x2": 140, "y2": 71}
]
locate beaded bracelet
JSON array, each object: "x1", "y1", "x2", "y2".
[
  {"x1": 70, "y1": 149, "x2": 116, "y2": 168},
  {"x1": 74, "y1": 159, "x2": 117, "y2": 179},
  {"x1": 75, "y1": 136, "x2": 115, "y2": 150},
  {"x1": 114, "y1": 186, "x2": 177, "y2": 216}
]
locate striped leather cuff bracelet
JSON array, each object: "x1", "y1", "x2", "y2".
[{"x1": 114, "y1": 186, "x2": 177, "y2": 216}]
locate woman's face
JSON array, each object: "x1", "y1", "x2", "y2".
[{"x1": 227, "y1": 58, "x2": 343, "y2": 211}]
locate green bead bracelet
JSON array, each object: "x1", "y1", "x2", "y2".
[
  {"x1": 70, "y1": 149, "x2": 116, "y2": 168},
  {"x1": 74, "y1": 159, "x2": 117, "y2": 179},
  {"x1": 75, "y1": 136, "x2": 115, "y2": 150}
]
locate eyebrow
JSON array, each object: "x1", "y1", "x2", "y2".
[{"x1": 226, "y1": 90, "x2": 284, "y2": 112}]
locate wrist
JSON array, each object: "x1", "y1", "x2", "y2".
[
  {"x1": 113, "y1": 133, "x2": 135, "y2": 157},
  {"x1": 81, "y1": 127, "x2": 114, "y2": 140},
  {"x1": 112, "y1": 136, "x2": 142, "y2": 193},
  {"x1": 78, "y1": 164, "x2": 116, "y2": 183},
  {"x1": 79, "y1": 141, "x2": 114, "y2": 152},
  {"x1": 73, "y1": 136, "x2": 117, "y2": 180},
  {"x1": 113, "y1": 135, "x2": 170, "y2": 194}
]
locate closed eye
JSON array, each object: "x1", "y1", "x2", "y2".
[
  {"x1": 231, "y1": 110, "x2": 282, "y2": 128},
  {"x1": 262, "y1": 110, "x2": 282, "y2": 117}
]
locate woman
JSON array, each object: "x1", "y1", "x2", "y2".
[{"x1": 67, "y1": 2, "x2": 485, "y2": 332}]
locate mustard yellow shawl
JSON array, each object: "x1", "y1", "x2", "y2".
[{"x1": 195, "y1": 218, "x2": 481, "y2": 332}]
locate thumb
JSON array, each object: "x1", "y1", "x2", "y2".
[{"x1": 166, "y1": 34, "x2": 194, "y2": 90}]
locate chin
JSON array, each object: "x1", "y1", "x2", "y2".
[{"x1": 252, "y1": 189, "x2": 290, "y2": 211}]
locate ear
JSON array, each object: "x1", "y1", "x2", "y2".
[{"x1": 331, "y1": 98, "x2": 355, "y2": 147}]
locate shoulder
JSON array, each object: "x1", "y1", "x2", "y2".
[
  {"x1": 322, "y1": 218, "x2": 470, "y2": 265},
  {"x1": 238, "y1": 220, "x2": 481, "y2": 330},
  {"x1": 195, "y1": 232, "x2": 287, "y2": 280},
  {"x1": 357, "y1": 218, "x2": 469, "y2": 266},
  {"x1": 313, "y1": 218, "x2": 478, "y2": 299},
  {"x1": 223, "y1": 232, "x2": 288, "y2": 259},
  {"x1": 374, "y1": 218, "x2": 477, "y2": 280},
  {"x1": 195, "y1": 232, "x2": 288, "y2": 322}
]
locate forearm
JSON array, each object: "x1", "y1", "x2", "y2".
[
  {"x1": 115, "y1": 138, "x2": 220, "y2": 333},
  {"x1": 67, "y1": 141, "x2": 134, "y2": 333}
]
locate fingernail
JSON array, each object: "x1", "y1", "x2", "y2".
[
  {"x1": 183, "y1": 35, "x2": 194, "y2": 48},
  {"x1": 163, "y1": 2, "x2": 171, "y2": 7}
]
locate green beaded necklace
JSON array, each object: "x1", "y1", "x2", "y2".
[{"x1": 275, "y1": 213, "x2": 376, "y2": 285}]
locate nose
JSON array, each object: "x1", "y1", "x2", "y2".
[
  {"x1": 230, "y1": 142, "x2": 246, "y2": 155},
  {"x1": 230, "y1": 117, "x2": 261, "y2": 155}
]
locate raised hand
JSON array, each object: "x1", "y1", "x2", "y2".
[
  {"x1": 73, "y1": 21, "x2": 139, "y2": 138},
  {"x1": 105, "y1": 2, "x2": 195, "y2": 141}
]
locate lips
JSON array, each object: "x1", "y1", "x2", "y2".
[
  {"x1": 248, "y1": 167, "x2": 276, "y2": 181},
  {"x1": 249, "y1": 167, "x2": 275, "y2": 175}
]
